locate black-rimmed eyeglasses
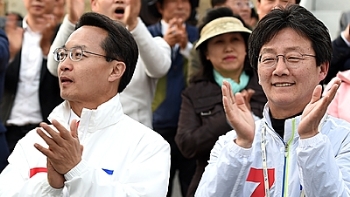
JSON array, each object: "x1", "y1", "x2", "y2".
[{"x1": 53, "y1": 46, "x2": 116, "y2": 62}]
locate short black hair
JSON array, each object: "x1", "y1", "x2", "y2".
[
  {"x1": 248, "y1": 4, "x2": 332, "y2": 70},
  {"x1": 75, "y1": 12, "x2": 138, "y2": 93},
  {"x1": 196, "y1": 7, "x2": 252, "y2": 83},
  {"x1": 257, "y1": 0, "x2": 301, "y2": 4}
]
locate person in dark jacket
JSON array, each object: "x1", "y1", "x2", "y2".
[
  {"x1": 175, "y1": 7, "x2": 267, "y2": 197},
  {"x1": 0, "y1": 29, "x2": 10, "y2": 172},
  {"x1": 325, "y1": 24, "x2": 350, "y2": 83},
  {"x1": 147, "y1": 0, "x2": 199, "y2": 196},
  {"x1": 0, "y1": 0, "x2": 63, "y2": 153}
]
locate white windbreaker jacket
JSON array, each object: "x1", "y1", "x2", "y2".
[
  {"x1": 0, "y1": 94, "x2": 171, "y2": 197},
  {"x1": 47, "y1": 16, "x2": 171, "y2": 129},
  {"x1": 195, "y1": 106, "x2": 350, "y2": 197}
]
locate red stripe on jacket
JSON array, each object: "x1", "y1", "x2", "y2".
[{"x1": 29, "y1": 167, "x2": 47, "y2": 178}]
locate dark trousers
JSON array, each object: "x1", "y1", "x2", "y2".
[
  {"x1": 5, "y1": 124, "x2": 39, "y2": 153},
  {"x1": 0, "y1": 132, "x2": 9, "y2": 172},
  {"x1": 155, "y1": 127, "x2": 196, "y2": 197}
]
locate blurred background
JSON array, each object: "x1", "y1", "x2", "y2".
[{"x1": 1, "y1": 0, "x2": 349, "y2": 39}]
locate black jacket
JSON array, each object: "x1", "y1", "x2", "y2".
[
  {"x1": 325, "y1": 35, "x2": 350, "y2": 83},
  {"x1": 0, "y1": 25, "x2": 63, "y2": 125},
  {"x1": 175, "y1": 71, "x2": 266, "y2": 197}
]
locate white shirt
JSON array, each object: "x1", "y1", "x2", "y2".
[{"x1": 7, "y1": 17, "x2": 43, "y2": 126}]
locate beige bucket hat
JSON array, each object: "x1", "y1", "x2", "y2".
[{"x1": 195, "y1": 17, "x2": 252, "y2": 49}]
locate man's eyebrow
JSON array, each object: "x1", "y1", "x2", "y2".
[
  {"x1": 60, "y1": 45, "x2": 88, "y2": 49},
  {"x1": 260, "y1": 48, "x2": 275, "y2": 54},
  {"x1": 260, "y1": 46, "x2": 305, "y2": 54}
]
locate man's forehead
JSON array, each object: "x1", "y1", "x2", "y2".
[{"x1": 259, "y1": 0, "x2": 296, "y2": 3}]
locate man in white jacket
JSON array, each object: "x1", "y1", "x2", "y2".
[
  {"x1": 195, "y1": 4, "x2": 350, "y2": 197},
  {"x1": 0, "y1": 12, "x2": 170, "y2": 197},
  {"x1": 47, "y1": 0, "x2": 171, "y2": 129}
]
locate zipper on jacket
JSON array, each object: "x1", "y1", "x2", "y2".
[{"x1": 282, "y1": 118, "x2": 296, "y2": 197}]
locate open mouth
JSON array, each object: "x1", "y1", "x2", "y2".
[{"x1": 115, "y1": 8, "x2": 125, "y2": 14}]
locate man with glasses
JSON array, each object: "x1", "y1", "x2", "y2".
[
  {"x1": 195, "y1": 5, "x2": 350, "y2": 196},
  {"x1": 46, "y1": 0, "x2": 171, "y2": 129},
  {"x1": 0, "y1": 12, "x2": 170, "y2": 196},
  {"x1": 187, "y1": 0, "x2": 300, "y2": 82}
]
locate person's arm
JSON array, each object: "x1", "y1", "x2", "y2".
[
  {"x1": 0, "y1": 29, "x2": 9, "y2": 71},
  {"x1": 47, "y1": 0, "x2": 85, "y2": 76},
  {"x1": 194, "y1": 131, "x2": 253, "y2": 197},
  {"x1": 297, "y1": 80, "x2": 350, "y2": 196},
  {"x1": 63, "y1": 135, "x2": 170, "y2": 197},
  {"x1": 47, "y1": 15, "x2": 76, "y2": 77},
  {"x1": 0, "y1": 136, "x2": 63, "y2": 197},
  {"x1": 297, "y1": 130, "x2": 350, "y2": 196},
  {"x1": 131, "y1": 18, "x2": 171, "y2": 78}
]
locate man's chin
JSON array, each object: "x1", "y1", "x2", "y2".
[{"x1": 109, "y1": 14, "x2": 124, "y2": 21}]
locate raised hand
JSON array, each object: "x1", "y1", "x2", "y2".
[
  {"x1": 175, "y1": 19, "x2": 188, "y2": 50},
  {"x1": 34, "y1": 119, "x2": 83, "y2": 175},
  {"x1": 123, "y1": 0, "x2": 141, "y2": 30},
  {"x1": 39, "y1": 14, "x2": 58, "y2": 56},
  {"x1": 163, "y1": 18, "x2": 179, "y2": 47},
  {"x1": 222, "y1": 81, "x2": 255, "y2": 148},
  {"x1": 298, "y1": 79, "x2": 341, "y2": 139},
  {"x1": 5, "y1": 16, "x2": 23, "y2": 61},
  {"x1": 67, "y1": 0, "x2": 85, "y2": 24}
]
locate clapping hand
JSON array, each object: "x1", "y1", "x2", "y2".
[
  {"x1": 298, "y1": 79, "x2": 341, "y2": 139},
  {"x1": 222, "y1": 81, "x2": 255, "y2": 148},
  {"x1": 35, "y1": 119, "x2": 83, "y2": 188}
]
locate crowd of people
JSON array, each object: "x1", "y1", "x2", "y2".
[{"x1": 0, "y1": 0, "x2": 349, "y2": 196}]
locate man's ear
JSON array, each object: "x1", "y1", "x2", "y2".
[
  {"x1": 108, "y1": 61, "x2": 126, "y2": 82},
  {"x1": 319, "y1": 62, "x2": 329, "y2": 81}
]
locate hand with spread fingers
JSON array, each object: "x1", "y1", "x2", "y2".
[
  {"x1": 34, "y1": 119, "x2": 83, "y2": 177},
  {"x1": 298, "y1": 79, "x2": 341, "y2": 139},
  {"x1": 222, "y1": 81, "x2": 255, "y2": 148}
]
